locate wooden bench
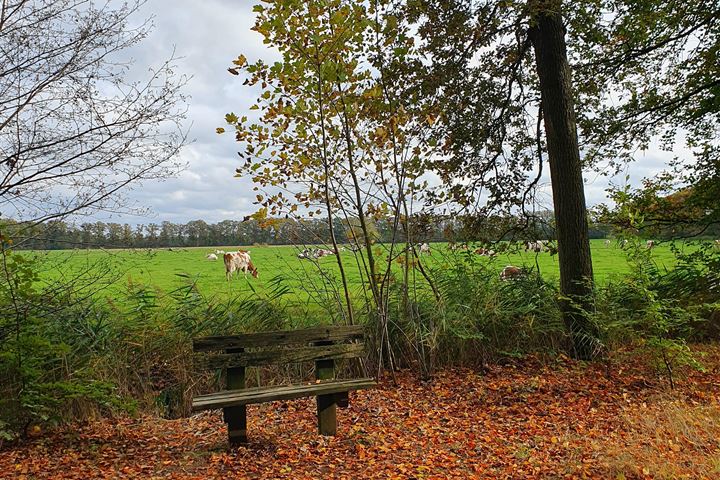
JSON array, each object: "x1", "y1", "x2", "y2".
[{"x1": 191, "y1": 325, "x2": 376, "y2": 445}]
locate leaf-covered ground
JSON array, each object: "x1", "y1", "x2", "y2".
[{"x1": 3, "y1": 347, "x2": 720, "y2": 479}]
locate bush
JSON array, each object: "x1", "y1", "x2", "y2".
[
  {"x1": 382, "y1": 253, "x2": 565, "y2": 372},
  {"x1": 0, "y1": 249, "x2": 133, "y2": 441},
  {"x1": 594, "y1": 238, "x2": 717, "y2": 387}
]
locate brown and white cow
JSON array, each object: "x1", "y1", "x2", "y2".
[
  {"x1": 418, "y1": 243, "x2": 432, "y2": 255},
  {"x1": 500, "y1": 265, "x2": 524, "y2": 281},
  {"x1": 646, "y1": 240, "x2": 655, "y2": 249},
  {"x1": 223, "y1": 250, "x2": 258, "y2": 280}
]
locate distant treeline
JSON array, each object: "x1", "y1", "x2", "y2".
[{"x1": 1, "y1": 214, "x2": 613, "y2": 250}]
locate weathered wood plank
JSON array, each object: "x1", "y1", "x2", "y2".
[
  {"x1": 316, "y1": 367, "x2": 337, "y2": 435},
  {"x1": 194, "y1": 377, "x2": 377, "y2": 403},
  {"x1": 192, "y1": 378, "x2": 376, "y2": 411},
  {"x1": 196, "y1": 343, "x2": 365, "y2": 370},
  {"x1": 193, "y1": 325, "x2": 364, "y2": 351}
]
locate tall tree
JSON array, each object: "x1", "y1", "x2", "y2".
[
  {"x1": 407, "y1": 0, "x2": 598, "y2": 358},
  {"x1": 528, "y1": 1, "x2": 595, "y2": 358},
  {"x1": 406, "y1": 0, "x2": 720, "y2": 357}
]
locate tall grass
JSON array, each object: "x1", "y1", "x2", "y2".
[{"x1": 382, "y1": 254, "x2": 565, "y2": 372}]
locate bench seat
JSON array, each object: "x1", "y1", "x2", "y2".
[{"x1": 192, "y1": 378, "x2": 376, "y2": 411}]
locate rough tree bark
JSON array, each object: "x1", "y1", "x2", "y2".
[{"x1": 528, "y1": 1, "x2": 597, "y2": 360}]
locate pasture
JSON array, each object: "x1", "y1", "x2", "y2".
[{"x1": 28, "y1": 239, "x2": 689, "y2": 302}]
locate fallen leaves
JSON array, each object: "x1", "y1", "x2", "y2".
[{"x1": 2, "y1": 345, "x2": 720, "y2": 479}]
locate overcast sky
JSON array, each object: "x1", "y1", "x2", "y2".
[{"x1": 100, "y1": 0, "x2": 671, "y2": 225}]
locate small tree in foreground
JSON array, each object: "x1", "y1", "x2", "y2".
[{"x1": 222, "y1": 0, "x2": 443, "y2": 374}]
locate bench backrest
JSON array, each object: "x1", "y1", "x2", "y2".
[{"x1": 193, "y1": 325, "x2": 365, "y2": 371}]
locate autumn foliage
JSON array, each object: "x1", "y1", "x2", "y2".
[{"x1": 3, "y1": 346, "x2": 720, "y2": 479}]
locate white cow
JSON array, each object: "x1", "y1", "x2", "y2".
[
  {"x1": 215, "y1": 249, "x2": 226, "y2": 255},
  {"x1": 604, "y1": 239, "x2": 611, "y2": 247},
  {"x1": 525, "y1": 240, "x2": 546, "y2": 253},
  {"x1": 223, "y1": 251, "x2": 258, "y2": 280},
  {"x1": 206, "y1": 253, "x2": 218, "y2": 261},
  {"x1": 418, "y1": 243, "x2": 431, "y2": 255},
  {"x1": 298, "y1": 248, "x2": 334, "y2": 259},
  {"x1": 646, "y1": 240, "x2": 656, "y2": 249}
]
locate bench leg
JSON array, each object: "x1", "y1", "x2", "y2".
[
  {"x1": 317, "y1": 394, "x2": 337, "y2": 436},
  {"x1": 224, "y1": 405, "x2": 247, "y2": 445}
]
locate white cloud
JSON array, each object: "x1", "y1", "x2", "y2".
[
  {"x1": 85, "y1": 0, "x2": 278, "y2": 225},
  {"x1": 88, "y1": 0, "x2": 678, "y2": 225}
]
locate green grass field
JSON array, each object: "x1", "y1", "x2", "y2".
[{"x1": 26, "y1": 239, "x2": 693, "y2": 303}]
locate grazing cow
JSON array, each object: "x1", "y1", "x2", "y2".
[
  {"x1": 298, "y1": 248, "x2": 335, "y2": 259},
  {"x1": 525, "y1": 240, "x2": 546, "y2": 253},
  {"x1": 215, "y1": 249, "x2": 226, "y2": 255},
  {"x1": 646, "y1": 240, "x2": 655, "y2": 249},
  {"x1": 312, "y1": 248, "x2": 335, "y2": 258},
  {"x1": 604, "y1": 239, "x2": 611, "y2": 247},
  {"x1": 206, "y1": 253, "x2": 218, "y2": 261},
  {"x1": 474, "y1": 247, "x2": 496, "y2": 257},
  {"x1": 500, "y1": 265, "x2": 524, "y2": 281},
  {"x1": 418, "y1": 243, "x2": 431, "y2": 255},
  {"x1": 223, "y1": 251, "x2": 258, "y2": 280}
]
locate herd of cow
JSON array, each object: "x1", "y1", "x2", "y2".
[
  {"x1": 296, "y1": 243, "x2": 434, "y2": 259},
  {"x1": 204, "y1": 239, "x2": 712, "y2": 283},
  {"x1": 297, "y1": 248, "x2": 335, "y2": 259}
]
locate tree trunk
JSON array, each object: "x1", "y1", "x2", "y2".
[{"x1": 529, "y1": 1, "x2": 597, "y2": 360}]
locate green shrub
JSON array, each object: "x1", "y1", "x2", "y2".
[
  {"x1": 382, "y1": 253, "x2": 565, "y2": 372},
  {"x1": 594, "y1": 238, "x2": 716, "y2": 387}
]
